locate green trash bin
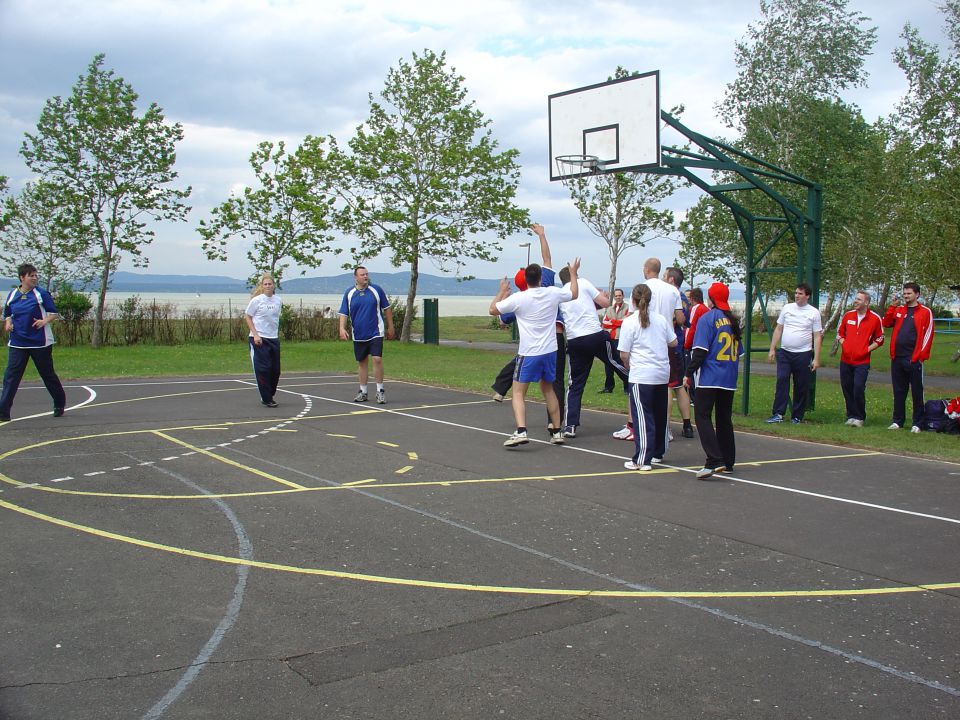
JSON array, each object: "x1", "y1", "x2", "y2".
[{"x1": 423, "y1": 298, "x2": 439, "y2": 344}]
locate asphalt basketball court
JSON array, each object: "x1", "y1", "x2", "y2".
[{"x1": 0, "y1": 372, "x2": 957, "y2": 719}]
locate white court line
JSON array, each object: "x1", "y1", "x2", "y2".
[
  {"x1": 1, "y1": 385, "x2": 97, "y2": 423},
  {"x1": 295, "y1": 389, "x2": 960, "y2": 526}
]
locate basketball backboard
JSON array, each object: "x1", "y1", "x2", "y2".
[{"x1": 548, "y1": 71, "x2": 660, "y2": 181}]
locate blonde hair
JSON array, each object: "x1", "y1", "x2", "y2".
[
  {"x1": 251, "y1": 273, "x2": 276, "y2": 297},
  {"x1": 631, "y1": 284, "x2": 651, "y2": 328}
]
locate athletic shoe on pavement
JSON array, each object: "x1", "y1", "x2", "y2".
[
  {"x1": 612, "y1": 425, "x2": 634, "y2": 441},
  {"x1": 652, "y1": 457, "x2": 663, "y2": 464},
  {"x1": 766, "y1": 414, "x2": 784, "y2": 423},
  {"x1": 376, "y1": 389, "x2": 386, "y2": 404},
  {"x1": 262, "y1": 400, "x2": 279, "y2": 408},
  {"x1": 682, "y1": 425, "x2": 694, "y2": 438},
  {"x1": 624, "y1": 461, "x2": 653, "y2": 471},
  {"x1": 53, "y1": 407, "x2": 65, "y2": 417},
  {"x1": 503, "y1": 431, "x2": 529, "y2": 447},
  {"x1": 492, "y1": 393, "x2": 504, "y2": 402},
  {"x1": 696, "y1": 467, "x2": 715, "y2": 480},
  {"x1": 353, "y1": 391, "x2": 368, "y2": 403},
  {"x1": 562, "y1": 426, "x2": 577, "y2": 438},
  {"x1": 550, "y1": 431, "x2": 565, "y2": 445}
]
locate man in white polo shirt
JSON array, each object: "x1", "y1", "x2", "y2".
[
  {"x1": 490, "y1": 258, "x2": 580, "y2": 448},
  {"x1": 766, "y1": 282, "x2": 823, "y2": 424}
]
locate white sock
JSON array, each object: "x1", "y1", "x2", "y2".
[
  {"x1": 360, "y1": 385, "x2": 368, "y2": 393},
  {"x1": 376, "y1": 383, "x2": 384, "y2": 392}
]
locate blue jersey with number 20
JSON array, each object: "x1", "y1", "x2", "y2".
[{"x1": 691, "y1": 308, "x2": 741, "y2": 390}]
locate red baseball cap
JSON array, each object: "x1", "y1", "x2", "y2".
[
  {"x1": 708, "y1": 282, "x2": 731, "y2": 311},
  {"x1": 514, "y1": 268, "x2": 528, "y2": 291}
]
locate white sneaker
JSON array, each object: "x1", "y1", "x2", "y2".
[
  {"x1": 624, "y1": 461, "x2": 653, "y2": 471},
  {"x1": 696, "y1": 467, "x2": 715, "y2": 480},
  {"x1": 550, "y1": 431, "x2": 565, "y2": 445},
  {"x1": 612, "y1": 425, "x2": 634, "y2": 440},
  {"x1": 503, "y1": 430, "x2": 529, "y2": 447},
  {"x1": 850, "y1": 419, "x2": 863, "y2": 427},
  {"x1": 844, "y1": 418, "x2": 855, "y2": 426},
  {"x1": 376, "y1": 389, "x2": 386, "y2": 404},
  {"x1": 492, "y1": 393, "x2": 504, "y2": 402},
  {"x1": 651, "y1": 457, "x2": 663, "y2": 464},
  {"x1": 887, "y1": 423, "x2": 901, "y2": 430},
  {"x1": 910, "y1": 425, "x2": 921, "y2": 433}
]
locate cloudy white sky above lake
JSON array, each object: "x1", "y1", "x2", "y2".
[{"x1": 0, "y1": 0, "x2": 948, "y2": 287}]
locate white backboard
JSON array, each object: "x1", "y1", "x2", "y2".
[{"x1": 548, "y1": 71, "x2": 660, "y2": 181}]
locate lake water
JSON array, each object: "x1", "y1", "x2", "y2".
[
  {"x1": 102, "y1": 291, "x2": 754, "y2": 317},
  {"x1": 102, "y1": 292, "x2": 496, "y2": 317}
]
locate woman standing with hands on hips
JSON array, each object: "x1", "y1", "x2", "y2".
[
  {"x1": 684, "y1": 282, "x2": 742, "y2": 479},
  {"x1": 245, "y1": 274, "x2": 282, "y2": 408}
]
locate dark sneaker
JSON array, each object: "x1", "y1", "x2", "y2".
[
  {"x1": 53, "y1": 407, "x2": 65, "y2": 417},
  {"x1": 562, "y1": 426, "x2": 576, "y2": 438},
  {"x1": 791, "y1": 418, "x2": 801, "y2": 424},
  {"x1": 262, "y1": 400, "x2": 279, "y2": 408},
  {"x1": 0, "y1": 414, "x2": 10, "y2": 422},
  {"x1": 353, "y1": 391, "x2": 368, "y2": 403},
  {"x1": 765, "y1": 414, "x2": 784, "y2": 423},
  {"x1": 682, "y1": 425, "x2": 694, "y2": 438}
]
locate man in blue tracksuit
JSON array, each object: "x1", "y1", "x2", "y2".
[{"x1": 1, "y1": 263, "x2": 66, "y2": 421}]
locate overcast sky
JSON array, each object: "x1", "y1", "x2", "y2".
[{"x1": 0, "y1": 0, "x2": 948, "y2": 288}]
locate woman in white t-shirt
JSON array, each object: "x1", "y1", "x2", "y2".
[
  {"x1": 244, "y1": 274, "x2": 283, "y2": 408},
  {"x1": 618, "y1": 284, "x2": 677, "y2": 471}
]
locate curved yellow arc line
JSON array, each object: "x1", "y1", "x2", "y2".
[{"x1": 1, "y1": 498, "x2": 956, "y2": 599}]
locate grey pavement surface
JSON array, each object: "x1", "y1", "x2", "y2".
[{"x1": 1, "y1": 373, "x2": 958, "y2": 719}]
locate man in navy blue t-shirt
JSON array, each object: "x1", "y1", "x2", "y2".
[
  {"x1": 339, "y1": 266, "x2": 395, "y2": 404},
  {"x1": 0, "y1": 263, "x2": 67, "y2": 421}
]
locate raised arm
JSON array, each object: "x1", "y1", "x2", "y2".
[
  {"x1": 489, "y1": 277, "x2": 511, "y2": 316},
  {"x1": 531, "y1": 223, "x2": 552, "y2": 269}
]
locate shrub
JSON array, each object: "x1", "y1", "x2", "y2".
[{"x1": 54, "y1": 285, "x2": 93, "y2": 346}]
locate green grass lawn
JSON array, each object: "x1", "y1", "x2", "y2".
[{"x1": 14, "y1": 331, "x2": 959, "y2": 462}]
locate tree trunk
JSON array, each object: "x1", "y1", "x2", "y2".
[
  {"x1": 92, "y1": 262, "x2": 110, "y2": 349},
  {"x1": 402, "y1": 255, "x2": 419, "y2": 343}
]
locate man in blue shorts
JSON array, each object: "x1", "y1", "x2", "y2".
[
  {"x1": 339, "y1": 266, "x2": 395, "y2": 404},
  {"x1": 490, "y1": 257, "x2": 580, "y2": 448}
]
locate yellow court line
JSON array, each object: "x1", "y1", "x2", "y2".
[
  {"x1": 267, "y1": 428, "x2": 298, "y2": 433},
  {"x1": 407, "y1": 452, "x2": 418, "y2": 460},
  {"x1": 343, "y1": 479, "x2": 377, "y2": 486},
  {"x1": 151, "y1": 431, "x2": 307, "y2": 490},
  {"x1": 328, "y1": 433, "x2": 356, "y2": 439},
  {"x1": 378, "y1": 441, "x2": 400, "y2": 448},
  {"x1": 1, "y1": 497, "x2": 956, "y2": 599},
  {"x1": 395, "y1": 466, "x2": 414, "y2": 475}
]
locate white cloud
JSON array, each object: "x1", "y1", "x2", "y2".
[{"x1": 0, "y1": 0, "x2": 949, "y2": 282}]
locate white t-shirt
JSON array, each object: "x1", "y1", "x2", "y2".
[
  {"x1": 644, "y1": 277, "x2": 681, "y2": 326},
  {"x1": 245, "y1": 293, "x2": 282, "y2": 338},
  {"x1": 617, "y1": 312, "x2": 673, "y2": 384},
  {"x1": 497, "y1": 286, "x2": 573, "y2": 356},
  {"x1": 777, "y1": 302, "x2": 822, "y2": 352},
  {"x1": 559, "y1": 278, "x2": 603, "y2": 340}
]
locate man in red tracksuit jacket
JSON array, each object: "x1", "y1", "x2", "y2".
[
  {"x1": 882, "y1": 282, "x2": 934, "y2": 432},
  {"x1": 836, "y1": 291, "x2": 884, "y2": 427}
]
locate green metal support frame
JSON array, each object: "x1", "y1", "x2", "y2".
[{"x1": 644, "y1": 111, "x2": 823, "y2": 414}]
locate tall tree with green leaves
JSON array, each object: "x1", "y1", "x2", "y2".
[
  {"x1": 20, "y1": 54, "x2": 191, "y2": 347},
  {"x1": 0, "y1": 181, "x2": 96, "y2": 291},
  {"x1": 675, "y1": 197, "x2": 739, "y2": 288},
  {"x1": 199, "y1": 139, "x2": 339, "y2": 286},
  {"x1": 325, "y1": 49, "x2": 530, "y2": 342},
  {"x1": 892, "y1": 3, "x2": 960, "y2": 303}
]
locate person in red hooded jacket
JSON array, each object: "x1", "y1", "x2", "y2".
[{"x1": 882, "y1": 282, "x2": 934, "y2": 432}]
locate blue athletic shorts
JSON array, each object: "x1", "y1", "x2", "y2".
[
  {"x1": 353, "y1": 337, "x2": 384, "y2": 362},
  {"x1": 514, "y1": 351, "x2": 557, "y2": 384}
]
